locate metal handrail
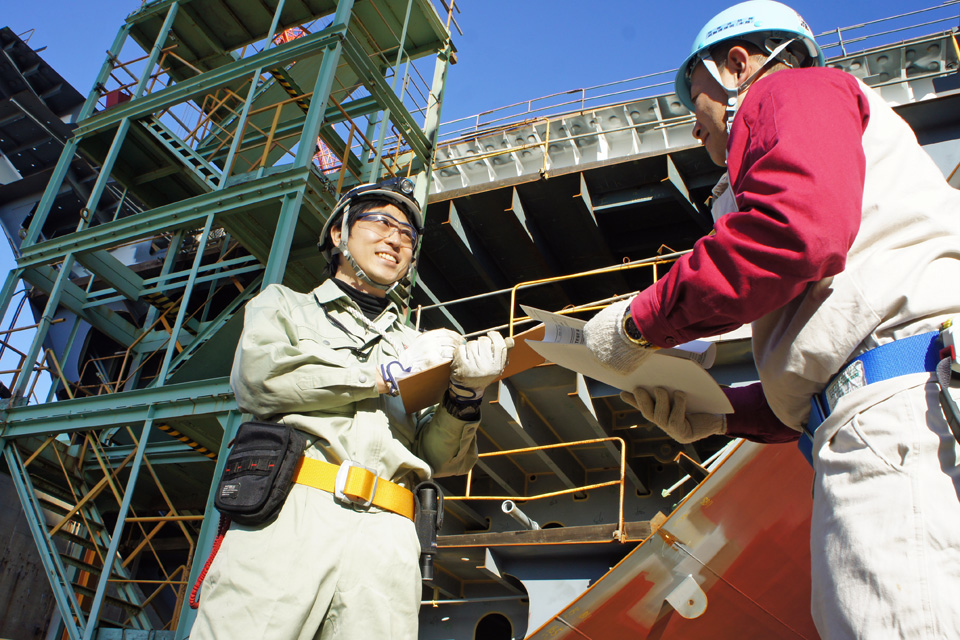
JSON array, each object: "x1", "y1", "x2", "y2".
[
  {"x1": 433, "y1": 2, "x2": 959, "y2": 144},
  {"x1": 447, "y1": 436, "x2": 629, "y2": 542}
]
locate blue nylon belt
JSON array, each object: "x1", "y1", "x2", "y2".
[{"x1": 798, "y1": 331, "x2": 941, "y2": 466}]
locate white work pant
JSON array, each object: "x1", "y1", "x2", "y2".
[
  {"x1": 811, "y1": 373, "x2": 960, "y2": 639},
  {"x1": 190, "y1": 480, "x2": 422, "y2": 639}
]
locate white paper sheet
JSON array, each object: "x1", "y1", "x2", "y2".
[{"x1": 521, "y1": 305, "x2": 732, "y2": 414}]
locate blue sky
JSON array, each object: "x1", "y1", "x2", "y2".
[{"x1": 5, "y1": 1, "x2": 953, "y2": 127}]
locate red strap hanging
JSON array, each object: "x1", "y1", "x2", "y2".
[{"x1": 189, "y1": 515, "x2": 231, "y2": 609}]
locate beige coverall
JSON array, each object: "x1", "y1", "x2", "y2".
[{"x1": 191, "y1": 280, "x2": 480, "y2": 639}]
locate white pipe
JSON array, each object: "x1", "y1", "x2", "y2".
[{"x1": 502, "y1": 500, "x2": 540, "y2": 530}]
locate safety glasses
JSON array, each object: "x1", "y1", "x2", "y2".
[{"x1": 355, "y1": 212, "x2": 419, "y2": 248}]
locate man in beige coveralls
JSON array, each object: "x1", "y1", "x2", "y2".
[{"x1": 192, "y1": 177, "x2": 511, "y2": 639}]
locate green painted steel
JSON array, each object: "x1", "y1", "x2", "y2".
[
  {"x1": 17, "y1": 169, "x2": 312, "y2": 267},
  {"x1": 80, "y1": 413, "x2": 156, "y2": 640},
  {"x1": 72, "y1": 26, "x2": 349, "y2": 139},
  {"x1": 2, "y1": 378, "x2": 235, "y2": 437},
  {"x1": 156, "y1": 212, "x2": 214, "y2": 383},
  {"x1": 174, "y1": 410, "x2": 244, "y2": 638},
  {"x1": 0, "y1": 0, "x2": 451, "y2": 634},
  {"x1": 4, "y1": 446, "x2": 86, "y2": 640}
]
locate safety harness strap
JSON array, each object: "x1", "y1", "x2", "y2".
[
  {"x1": 293, "y1": 457, "x2": 415, "y2": 521},
  {"x1": 799, "y1": 331, "x2": 941, "y2": 465}
]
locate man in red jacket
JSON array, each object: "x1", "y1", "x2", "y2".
[{"x1": 584, "y1": 2, "x2": 960, "y2": 637}]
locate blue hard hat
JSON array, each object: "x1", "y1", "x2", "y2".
[{"x1": 674, "y1": 0, "x2": 824, "y2": 111}]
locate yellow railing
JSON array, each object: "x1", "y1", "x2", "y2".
[{"x1": 447, "y1": 437, "x2": 630, "y2": 542}]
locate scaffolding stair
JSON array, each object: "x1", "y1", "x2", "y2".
[
  {"x1": 4, "y1": 441, "x2": 155, "y2": 634},
  {"x1": 140, "y1": 116, "x2": 221, "y2": 192}
]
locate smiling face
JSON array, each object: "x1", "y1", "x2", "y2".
[{"x1": 330, "y1": 202, "x2": 414, "y2": 297}]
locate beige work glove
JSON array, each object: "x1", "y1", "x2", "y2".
[
  {"x1": 583, "y1": 298, "x2": 655, "y2": 374},
  {"x1": 381, "y1": 329, "x2": 464, "y2": 395},
  {"x1": 622, "y1": 387, "x2": 726, "y2": 444},
  {"x1": 448, "y1": 331, "x2": 515, "y2": 402}
]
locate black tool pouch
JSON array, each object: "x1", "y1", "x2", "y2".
[{"x1": 214, "y1": 421, "x2": 307, "y2": 526}]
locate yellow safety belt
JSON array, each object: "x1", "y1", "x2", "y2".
[{"x1": 293, "y1": 457, "x2": 415, "y2": 521}]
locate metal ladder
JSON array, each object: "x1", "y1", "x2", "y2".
[{"x1": 4, "y1": 437, "x2": 154, "y2": 638}]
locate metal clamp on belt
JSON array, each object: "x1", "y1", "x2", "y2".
[
  {"x1": 336, "y1": 460, "x2": 378, "y2": 508},
  {"x1": 293, "y1": 457, "x2": 415, "y2": 521},
  {"x1": 799, "y1": 330, "x2": 942, "y2": 466}
]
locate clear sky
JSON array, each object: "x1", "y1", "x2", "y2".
[{"x1": 4, "y1": 1, "x2": 954, "y2": 127}]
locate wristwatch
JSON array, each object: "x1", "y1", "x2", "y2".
[{"x1": 621, "y1": 306, "x2": 657, "y2": 349}]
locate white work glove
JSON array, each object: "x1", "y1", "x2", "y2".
[
  {"x1": 448, "y1": 331, "x2": 515, "y2": 402},
  {"x1": 622, "y1": 387, "x2": 726, "y2": 444},
  {"x1": 583, "y1": 298, "x2": 655, "y2": 375},
  {"x1": 380, "y1": 329, "x2": 464, "y2": 395}
]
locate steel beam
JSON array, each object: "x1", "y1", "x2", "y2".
[
  {"x1": 17, "y1": 168, "x2": 310, "y2": 267},
  {"x1": 22, "y1": 265, "x2": 138, "y2": 346},
  {"x1": 72, "y1": 26, "x2": 349, "y2": 139},
  {"x1": 2, "y1": 378, "x2": 235, "y2": 437},
  {"x1": 488, "y1": 379, "x2": 581, "y2": 490},
  {"x1": 571, "y1": 373, "x2": 646, "y2": 493},
  {"x1": 410, "y1": 277, "x2": 464, "y2": 333},
  {"x1": 75, "y1": 249, "x2": 145, "y2": 301},
  {"x1": 341, "y1": 32, "x2": 431, "y2": 162},
  {"x1": 90, "y1": 440, "x2": 215, "y2": 465},
  {"x1": 665, "y1": 154, "x2": 710, "y2": 231},
  {"x1": 441, "y1": 200, "x2": 508, "y2": 290},
  {"x1": 508, "y1": 187, "x2": 561, "y2": 274}
]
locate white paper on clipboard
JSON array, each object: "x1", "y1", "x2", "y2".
[{"x1": 521, "y1": 305, "x2": 732, "y2": 414}]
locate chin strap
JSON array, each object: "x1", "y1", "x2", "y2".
[
  {"x1": 334, "y1": 200, "x2": 417, "y2": 295},
  {"x1": 700, "y1": 38, "x2": 799, "y2": 135}
]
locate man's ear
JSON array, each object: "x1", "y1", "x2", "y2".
[
  {"x1": 725, "y1": 45, "x2": 752, "y2": 82},
  {"x1": 330, "y1": 223, "x2": 342, "y2": 248}
]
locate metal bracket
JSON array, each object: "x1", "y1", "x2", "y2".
[{"x1": 665, "y1": 574, "x2": 707, "y2": 619}]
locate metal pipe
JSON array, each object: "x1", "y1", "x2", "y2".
[
  {"x1": 501, "y1": 500, "x2": 540, "y2": 530},
  {"x1": 422, "y1": 595, "x2": 528, "y2": 606}
]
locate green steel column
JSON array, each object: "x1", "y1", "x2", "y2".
[
  {"x1": 292, "y1": 0, "x2": 355, "y2": 170},
  {"x1": 132, "y1": 2, "x2": 180, "y2": 99},
  {"x1": 218, "y1": 0, "x2": 288, "y2": 188},
  {"x1": 80, "y1": 413, "x2": 156, "y2": 640},
  {"x1": 0, "y1": 269, "x2": 24, "y2": 351},
  {"x1": 404, "y1": 41, "x2": 451, "y2": 318},
  {"x1": 125, "y1": 231, "x2": 185, "y2": 389},
  {"x1": 217, "y1": 71, "x2": 264, "y2": 186},
  {"x1": 5, "y1": 445, "x2": 86, "y2": 640},
  {"x1": 359, "y1": 113, "x2": 380, "y2": 171},
  {"x1": 365, "y1": 0, "x2": 414, "y2": 183},
  {"x1": 260, "y1": 0, "x2": 355, "y2": 286},
  {"x1": 156, "y1": 214, "x2": 215, "y2": 384},
  {"x1": 175, "y1": 410, "x2": 244, "y2": 639},
  {"x1": 20, "y1": 22, "x2": 132, "y2": 248}
]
